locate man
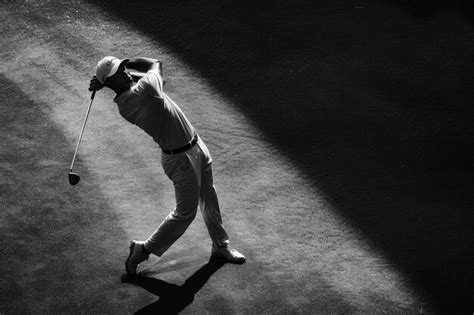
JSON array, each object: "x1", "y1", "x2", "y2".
[{"x1": 89, "y1": 56, "x2": 245, "y2": 276}]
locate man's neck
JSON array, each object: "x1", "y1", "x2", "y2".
[{"x1": 112, "y1": 84, "x2": 132, "y2": 98}]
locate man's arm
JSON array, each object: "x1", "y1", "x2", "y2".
[
  {"x1": 128, "y1": 71, "x2": 146, "y2": 82},
  {"x1": 125, "y1": 57, "x2": 163, "y2": 77}
]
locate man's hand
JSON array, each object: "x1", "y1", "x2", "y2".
[{"x1": 89, "y1": 75, "x2": 105, "y2": 91}]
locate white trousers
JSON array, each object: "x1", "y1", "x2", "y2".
[{"x1": 144, "y1": 137, "x2": 230, "y2": 256}]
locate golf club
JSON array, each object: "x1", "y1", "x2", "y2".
[{"x1": 68, "y1": 90, "x2": 96, "y2": 185}]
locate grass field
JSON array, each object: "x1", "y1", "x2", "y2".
[{"x1": 1, "y1": 0, "x2": 474, "y2": 314}]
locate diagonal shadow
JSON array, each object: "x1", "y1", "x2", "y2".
[
  {"x1": 86, "y1": 1, "x2": 474, "y2": 312},
  {"x1": 122, "y1": 258, "x2": 226, "y2": 314}
]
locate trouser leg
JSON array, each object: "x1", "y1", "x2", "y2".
[
  {"x1": 198, "y1": 141, "x2": 230, "y2": 248},
  {"x1": 144, "y1": 153, "x2": 200, "y2": 256},
  {"x1": 143, "y1": 137, "x2": 230, "y2": 256}
]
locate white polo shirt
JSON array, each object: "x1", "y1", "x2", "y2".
[{"x1": 114, "y1": 68, "x2": 196, "y2": 151}]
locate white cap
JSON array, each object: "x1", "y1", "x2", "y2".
[{"x1": 95, "y1": 56, "x2": 129, "y2": 84}]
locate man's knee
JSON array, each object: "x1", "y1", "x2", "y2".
[
  {"x1": 172, "y1": 205, "x2": 198, "y2": 222},
  {"x1": 200, "y1": 184, "x2": 217, "y2": 197}
]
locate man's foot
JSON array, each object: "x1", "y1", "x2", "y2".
[
  {"x1": 211, "y1": 246, "x2": 246, "y2": 264},
  {"x1": 125, "y1": 241, "x2": 149, "y2": 275}
]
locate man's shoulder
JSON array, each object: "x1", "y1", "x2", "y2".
[
  {"x1": 137, "y1": 70, "x2": 162, "y2": 95},
  {"x1": 115, "y1": 87, "x2": 136, "y2": 104}
]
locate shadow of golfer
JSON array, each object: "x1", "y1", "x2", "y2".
[{"x1": 122, "y1": 258, "x2": 226, "y2": 314}]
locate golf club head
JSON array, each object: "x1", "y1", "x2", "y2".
[{"x1": 68, "y1": 171, "x2": 80, "y2": 186}]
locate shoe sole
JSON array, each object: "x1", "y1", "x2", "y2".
[
  {"x1": 211, "y1": 254, "x2": 246, "y2": 264},
  {"x1": 125, "y1": 241, "x2": 137, "y2": 275}
]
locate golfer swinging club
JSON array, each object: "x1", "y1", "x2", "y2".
[{"x1": 89, "y1": 56, "x2": 245, "y2": 275}]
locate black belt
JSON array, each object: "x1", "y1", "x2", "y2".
[{"x1": 162, "y1": 135, "x2": 198, "y2": 154}]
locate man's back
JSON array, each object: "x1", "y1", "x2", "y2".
[{"x1": 115, "y1": 68, "x2": 196, "y2": 150}]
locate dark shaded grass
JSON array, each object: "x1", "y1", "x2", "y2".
[
  {"x1": 384, "y1": 0, "x2": 474, "y2": 22},
  {"x1": 86, "y1": 1, "x2": 474, "y2": 312},
  {"x1": 0, "y1": 75, "x2": 136, "y2": 314}
]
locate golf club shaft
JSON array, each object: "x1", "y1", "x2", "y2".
[{"x1": 69, "y1": 90, "x2": 96, "y2": 171}]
